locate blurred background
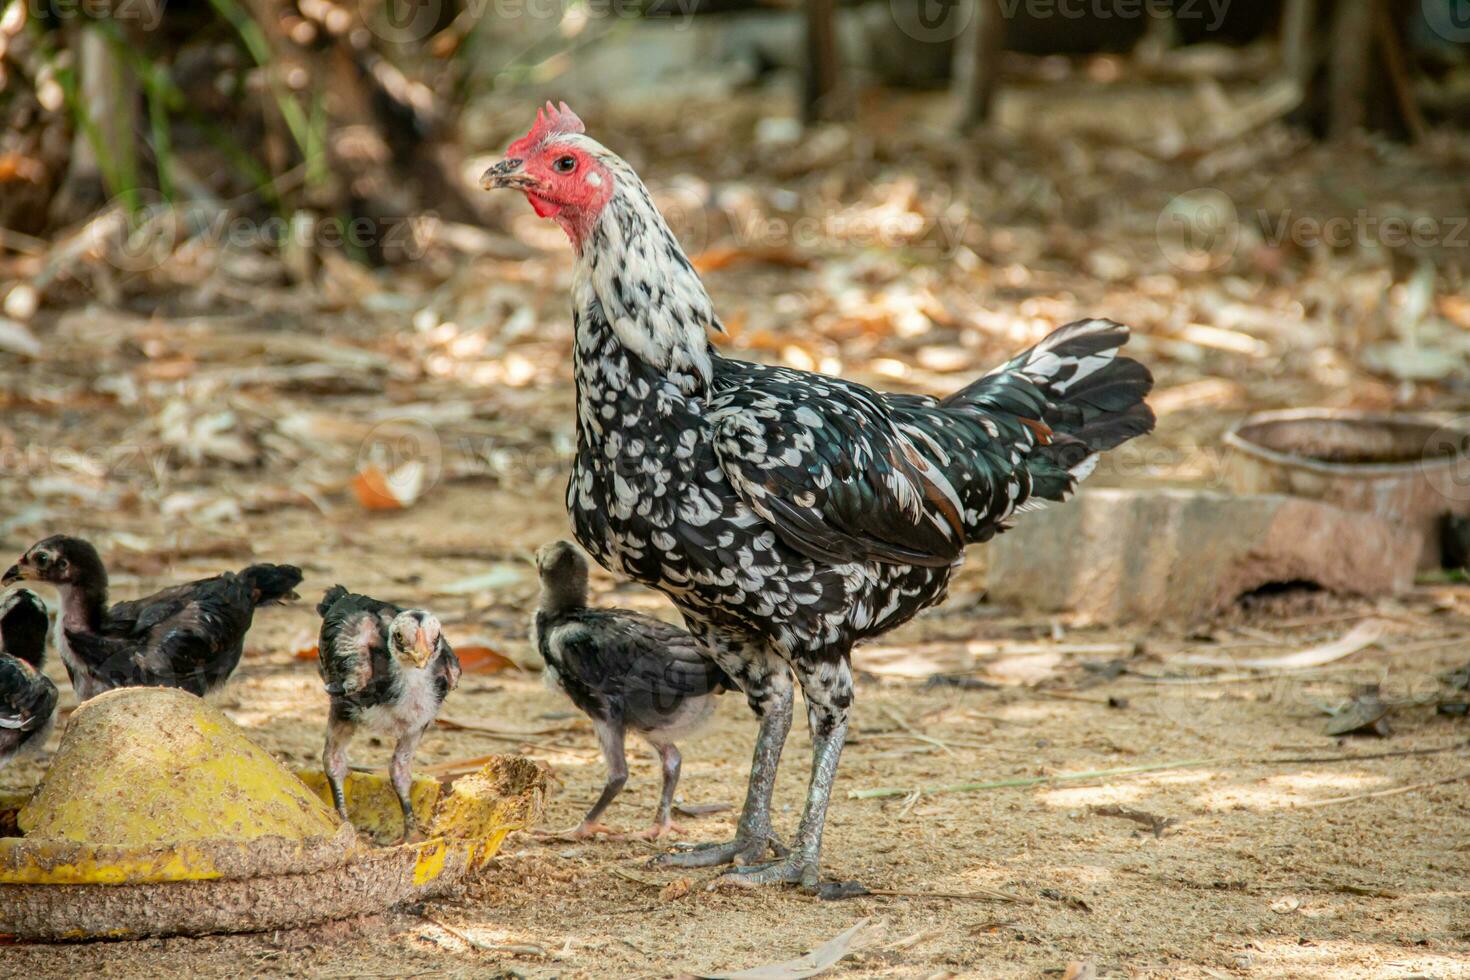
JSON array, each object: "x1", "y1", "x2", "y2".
[
  {"x1": 5, "y1": 8, "x2": 1470, "y2": 974},
  {"x1": 0, "y1": 0, "x2": 1468, "y2": 537}
]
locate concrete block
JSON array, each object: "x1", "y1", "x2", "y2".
[{"x1": 986, "y1": 489, "x2": 1419, "y2": 625}]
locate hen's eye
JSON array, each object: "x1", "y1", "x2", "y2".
[
  {"x1": 552, "y1": 155, "x2": 576, "y2": 174},
  {"x1": 33, "y1": 553, "x2": 49, "y2": 568}
]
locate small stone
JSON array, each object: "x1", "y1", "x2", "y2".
[{"x1": 3, "y1": 283, "x2": 38, "y2": 320}]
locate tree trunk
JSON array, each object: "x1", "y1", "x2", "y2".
[
  {"x1": 802, "y1": 0, "x2": 846, "y2": 124},
  {"x1": 1327, "y1": 0, "x2": 1373, "y2": 138},
  {"x1": 1281, "y1": 0, "x2": 1317, "y2": 87},
  {"x1": 954, "y1": 0, "x2": 1004, "y2": 134}
]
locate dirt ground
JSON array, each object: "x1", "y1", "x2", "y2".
[
  {"x1": 4, "y1": 82, "x2": 1470, "y2": 977},
  {"x1": 3, "y1": 479, "x2": 1470, "y2": 979}
]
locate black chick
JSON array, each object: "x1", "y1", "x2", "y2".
[
  {"x1": 532, "y1": 540, "x2": 733, "y2": 840},
  {"x1": 2, "y1": 535, "x2": 302, "y2": 702},
  {"x1": 0, "y1": 589, "x2": 58, "y2": 769},
  {"x1": 316, "y1": 586, "x2": 460, "y2": 843}
]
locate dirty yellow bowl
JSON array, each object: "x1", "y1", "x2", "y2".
[{"x1": 0, "y1": 688, "x2": 545, "y2": 939}]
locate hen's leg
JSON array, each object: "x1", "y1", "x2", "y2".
[
  {"x1": 717, "y1": 656, "x2": 852, "y2": 892},
  {"x1": 656, "y1": 648, "x2": 792, "y2": 868},
  {"x1": 323, "y1": 716, "x2": 355, "y2": 824},
  {"x1": 389, "y1": 726, "x2": 426, "y2": 843}
]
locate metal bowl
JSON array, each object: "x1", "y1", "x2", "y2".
[{"x1": 1223, "y1": 409, "x2": 1470, "y2": 568}]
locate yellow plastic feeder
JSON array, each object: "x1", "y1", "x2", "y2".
[{"x1": 0, "y1": 687, "x2": 544, "y2": 940}]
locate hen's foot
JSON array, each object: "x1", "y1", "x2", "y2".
[
  {"x1": 534, "y1": 821, "x2": 622, "y2": 841},
  {"x1": 709, "y1": 853, "x2": 818, "y2": 891},
  {"x1": 650, "y1": 833, "x2": 785, "y2": 868}
]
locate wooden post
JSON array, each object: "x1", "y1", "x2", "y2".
[
  {"x1": 1328, "y1": 0, "x2": 1373, "y2": 138},
  {"x1": 803, "y1": 0, "x2": 847, "y2": 123},
  {"x1": 1280, "y1": 0, "x2": 1317, "y2": 87},
  {"x1": 954, "y1": 0, "x2": 1004, "y2": 134}
]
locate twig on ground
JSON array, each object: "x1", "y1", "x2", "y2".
[
  {"x1": 608, "y1": 866, "x2": 665, "y2": 889},
  {"x1": 1089, "y1": 805, "x2": 1178, "y2": 838},
  {"x1": 1295, "y1": 771, "x2": 1470, "y2": 808},
  {"x1": 849, "y1": 758, "x2": 1219, "y2": 800},
  {"x1": 878, "y1": 704, "x2": 955, "y2": 756},
  {"x1": 863, "y1": 886, "x2": 1030, "y2": 904}
]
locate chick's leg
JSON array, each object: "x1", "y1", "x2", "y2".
[
  {"x1": 323, "y1": 716, "x2": 355, "y2": 824},
  {"x1": 639, "y1": 741, "x2": 685, "y2": 839},
  {"x1": 717, "y1": 656, "x2": 852, "y2": 893},
  {"x1": 656, "y1": 648, "x2": 792, "y2": 868},
  {"x1": 538, "y1": 716, "x2": 628, "y2": 839},
  {"x1": 389, "y1": 726, "x2": 426, "y2": 844}
]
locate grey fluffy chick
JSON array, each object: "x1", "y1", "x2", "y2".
[{"x1": 532, "y1": 540, "x2": 733, "y2": 839}]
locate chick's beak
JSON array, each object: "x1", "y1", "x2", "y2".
[
  {"x1": 480, "y1": 157, "x2": 535, "y2": 191},
  {"x1": 411, "y1": 628, "x2": 435, "y2": 667},
  {"x1": 1, "y1": 564, "x2": 25, "y2": 586}
]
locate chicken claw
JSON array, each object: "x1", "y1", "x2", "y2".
[{"x1": 535, "y1": 821, "x2": 624, "y2": 841}]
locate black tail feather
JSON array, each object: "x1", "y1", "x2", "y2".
[{"x1": 955, "y1": 319, "x2": 1154, "y2": 508}]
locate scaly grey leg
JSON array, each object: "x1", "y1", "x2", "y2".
[
  {"x1": 716, "y1": 656, "x2": 853, "y2": 892},
  {"x1": 654, "y1": 741, "x2": 681, "y2": 830},
  {"x1": 389, "y1": 726, "x2": 425, "y2": 843},
  {"x1": 537, "y1": 716, "x2": 628, "y2": 839},
  {"x1": 579, "y1": 716, "x2": 630, "y2": 831},
  {"x1": 656, "y1": 662, "x2": 792, "y2": 868},
  {"x1": 323, "y1": 717, "x2": 355, "y2": 824}
]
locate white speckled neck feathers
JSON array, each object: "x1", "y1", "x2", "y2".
[{"x1": 572, "y1": 143, "x2": 719, "y2": 392}]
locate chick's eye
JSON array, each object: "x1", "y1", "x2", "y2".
[
  {"x1": 552, "y1": 155, "x2": 576, "y2": 174},
  {"x1": 33, "y1": 553, "x2": 49, "y2": 568}
]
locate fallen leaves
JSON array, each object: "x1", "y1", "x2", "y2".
[
  {"x1": 1175, "y1": 620, "x2": 1387, "y2": 670},
  {"x1": 351, "y1": 463, "x2": 428, "y2": 511},
  {"x1": 453, "y1": 644, "x2": 520, "y2": 674},
  {"x1": 694, "y1": 919, "x2": 873, "y2": 980}
]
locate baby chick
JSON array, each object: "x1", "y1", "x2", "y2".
[
  {"x1": 3, "y1": 535, "x2": 301, "y2": 701},
  {"x1": 0, "y1": 589, "x2": 58, "y2": 769},
  {"x1": 532, "y1": 540, "x2": 732, "y2": 839},
  {"x1": 316, "y1": 586, "x2": 460, "y2": 843}
]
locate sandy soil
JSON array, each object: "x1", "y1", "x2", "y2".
[
  {"x1": 4, "y1": 76, "x2": 1470, "y2": 980},
  {"x1": 3, "y1": 477, "x2": 1469, "y2": 979}
]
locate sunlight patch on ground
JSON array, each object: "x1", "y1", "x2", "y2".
[
  {"x1": 1245, "y1": 937, "x2": 1467, "y2": 978},
  {"x1": 1037, "y1": 782, "x2": 1151, "y2": 809},
  {"x1": 1193, "y1": 770, "x2": 1389, "y2": 811}
]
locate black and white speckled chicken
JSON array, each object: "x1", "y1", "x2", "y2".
[
  {"x1": 2, "y1": 535, "x2": 302, "y2": 702},
  {"x1": 0, "y1": 589, "x2": 57, "y2": 769},
  {"x1": 483, "y1": 104, "x2": 1155, "y2": 891},
  {"x1": 532, "y1": 540, "x2": 733, "y2": 840},
  {"x1": 316, "y1": 586, "x2": 460, "y2": 843}
]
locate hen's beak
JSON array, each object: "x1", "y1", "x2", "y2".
[
  {"x1": 480, "y1": 158, "x2": 536, "y2": 191},
  {"x1": 1, "y1": 564, "x2": 24, "y2": 586},
  {"x1": 411, "y1": 628, "x2": 434, "y2": 667}
]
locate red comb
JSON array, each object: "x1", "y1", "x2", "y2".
[{"x1": 507, "y1": 101, "x2": 585, "y2": 157}]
